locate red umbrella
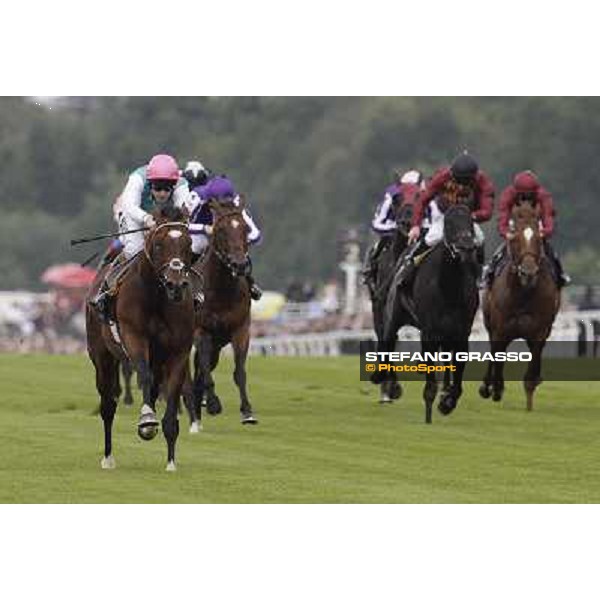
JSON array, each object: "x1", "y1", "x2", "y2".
[{"x1": 41, "y1": 263, "x2": 97, "y2": 289}]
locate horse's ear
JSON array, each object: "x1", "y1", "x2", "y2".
[
  {"x1": 208, "y1": 198, "x2": 220, "y2": 213},
  {"x1": 181, "y1": 206, "x2": 190, "y2": 223}
]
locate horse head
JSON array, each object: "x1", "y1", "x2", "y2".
[
  {"x1": 393, "y1": 187, "x2": 417, "y2": 237},
  {"x1": 443, "y1": 204, "x2": 476, "y2": 264},
  {"x1": 507, "y1": 202, "x2": 543, "y2": 288},
  {"x1": 144, "y1": 220, "x2": 193, "y2": 302},
  {"x1": 208, "y1": 197, "x2": 251, "y2": 278}
]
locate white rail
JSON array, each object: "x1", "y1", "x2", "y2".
[{"x1": 249, "y1": 310, "x2": 600, "y2": 357}]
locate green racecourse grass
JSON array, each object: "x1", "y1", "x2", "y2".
[{"x1": 0, "y1": 353, "x2": 599, "y2": 503}]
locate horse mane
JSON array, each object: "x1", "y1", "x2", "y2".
[{"x1": 153, "y1": 203, "x2": 189, "y2": 224}]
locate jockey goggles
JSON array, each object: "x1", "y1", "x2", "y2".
[{"x1": 151, "y1": 180, "x2": 176, "y2": 192}]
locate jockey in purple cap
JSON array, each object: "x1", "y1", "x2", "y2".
[{"x1": 189, "y1": 175, "x2": 263, "y2": 301}]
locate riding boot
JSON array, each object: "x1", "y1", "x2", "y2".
[
  {"x1": 89, "y1": 254, "x2": 128, "y2": 323},
  {"x1": 481, "y1": 244, "x2": 505, "y2": 289},
  {"x1": 545, "y1": 241, "x2": 571, "y2": 287},
  {"x1": 362, "y1": 238, "x2": 389, "y2": 292},
  {"x1": 361, "y1": 241, "x2": 378, "y2": 288},
  {"x1": 247, "y1": 275, "x2": 263, "y2": 301},
  {"x1": 395, "y1": 238, "x2": 426, "y2": 288},
  {"x1": 89, "y1": 281, "x2": 111, "y2": 324}
]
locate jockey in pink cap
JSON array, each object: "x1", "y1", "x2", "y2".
[{"x1": 89, "y1": 154, "x2": 196, "y2": 321}]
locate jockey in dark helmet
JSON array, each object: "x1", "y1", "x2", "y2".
[
  {"x1": 395, "y1": 151, "x2": 494, "y2": 287},
  {"x1": 362, "y1": 169, "x2": 425, "y2": 293},
  {"x1": 188, "y1": 175, "x2": 264, "y2": 301},
  {"x1": 482, "y1": 170, "x2": 570, "y2": 288}
]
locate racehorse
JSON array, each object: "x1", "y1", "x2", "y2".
[
  {"x1": 86, "y1": 205, "x2": 195, "y2": 471},
  {"x1": 479, "y1": 202, "x2": 560, "y2": 410},
  {"x1": 378, "y1": 204, "x2": 480, "y2": 423},
  {"x1": 185, "y1": 197, "x2": 257, "y2": 431},
  {"x1": 368, "y1": 193, "x2": 417, "y2": 403}
]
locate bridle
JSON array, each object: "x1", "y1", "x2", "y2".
[
  {"x1": 210, "y1": 208, "x2": 250, "y2": 278},
  {"x1": 506, "y1": 223, "x2": 543, "y2": 282},
  {"x1": 443, "y1": 205, "x2": 475, "y2": 261},
  {"x1": 143, "y1": 222, "x2": 192, "y2": 288}
]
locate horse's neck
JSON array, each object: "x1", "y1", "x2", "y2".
[
  {"x1": 205, "y1": 250, "x2": 244, "y2": 299},
  {"x1": 440, "y1": 248, "x2": 478, "y2": 301},
  {"x1": 392, "y1": 233, "x2": 407, "y2": 257},
  {"x1": 504, "y1": 259, "x2": 555, "y2": 307}
]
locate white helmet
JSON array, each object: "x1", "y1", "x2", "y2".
[
  {"x1": 183, "y1": 160, "x2": 210, "y2": 188},
  {"x1": 400, "y1": 170, "x2": 423, "y2": 185}
]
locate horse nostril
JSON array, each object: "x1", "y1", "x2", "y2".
[{"x1": 182, "y1": 280, "x2": 190, "y2": 289}]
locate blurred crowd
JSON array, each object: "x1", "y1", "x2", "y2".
[{"x1": 1, "y1": 282, "x2": 599, "y2": 354}]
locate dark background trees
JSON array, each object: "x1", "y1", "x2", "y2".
[{"x1": 1, "y1": 96, "x2": 598, "y2": 291}]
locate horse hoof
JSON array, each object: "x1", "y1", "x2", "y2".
[
  {"x1": 388, "y1": 382, "x2": 402, "y2": 400},
  {"x1": 479, "y1": 384, "x2": 491, "y2": 399},
  {"x1": 370, "y1": 372, "x2": 384, "y2": 385},
  {"x1": 241, "y1": 414, "x2": 258, "y2": 425},
  {"x1": 101, "y1": 455, "x2": 116, "y2": 469},
  {"x1": 166, "y1": 461, "x2": 177, "y2": 472},
  {"x1": 438, "y1": 395, "x2": 457, "y2": 416},
  {"x1": 206, "y1": 397, "x2": 223, "y2": 416},
  {"x1": 138, "y1": 412, "x2": 160, "y2": 441},
  {"x1": 379, "y1": 394, "x2": 394, "y2": 404},
  {"x1": 189, "y1": 422, "x2": 202, "y2": 434},
  {"x1": 492, "y1": 391, "x2": 503, "y2": 402}
]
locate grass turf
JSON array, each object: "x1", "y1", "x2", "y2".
[{"x1": 0, "y1": 353, "x2": 598, "y2": 503}]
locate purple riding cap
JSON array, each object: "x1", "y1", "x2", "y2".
[{"x1": 203, "y1": 176, "x2": 236, "y2": 200}]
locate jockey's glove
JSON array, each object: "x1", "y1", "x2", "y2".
[{"x1": 144, "y1": 214, "x2": 156, "y2": 229}]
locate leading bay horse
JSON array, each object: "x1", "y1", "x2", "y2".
[
  {"x1": 368, "y1": 191, "x2": 417, "y2": 403},
  {"x1": 86, "y1": 207, "x2": 195, "y2": 471},
  {"x1": 376, "y1": 204, "x2": 480, "y2": 423},
  {"x1": 185, "y1": 197, "x2": 257, "y2": 431},
  {"x1": 479, "y1": 202, "x2": 560, "y2": 410}
]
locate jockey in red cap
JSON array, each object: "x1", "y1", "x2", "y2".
[{"x1": 483, "y1": 170, "x2": 570, "y2": 288}]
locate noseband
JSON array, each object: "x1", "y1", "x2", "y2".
[
  {"x1": 211, "y1": 209, "x2": 250, "y2": 278},
  {"x1": 144, "y1": 222, "x2": 192, "y2": 289},
  {"x1": 507, "y1": 226, "x2": 543, "y2": 280}
]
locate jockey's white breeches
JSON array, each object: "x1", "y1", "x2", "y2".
[
  {"x1": 120, "y1": 212, "x2": 146, "y2": 259},
  {"x1": 424, "y1": 200, "x2": 484, "y2": 247},
  {"x1": 191, "y1": 233, "x2": 209, "y2": 255}
]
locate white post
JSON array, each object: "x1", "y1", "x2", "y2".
[{"x1": 339, "y1": 232, "x2": 362, "y2": 316}]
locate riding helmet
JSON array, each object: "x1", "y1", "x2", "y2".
[{"x1": 450, "y1": 152, "x2": 479, "y2": 183}]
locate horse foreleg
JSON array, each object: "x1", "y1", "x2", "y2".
[
  {"x1": 182, "y1": 360, "x2": 200, "y2": 433},
  {"x1": 421, "y1": 338, "x2": 440, "y2": 424},
  {"x1": 196, "y1": 335, "x2": 222, "y2": 416},
  {"x1": 438, "y1": 340, "x2": 467, "y2": 417},
  {"x1": 524, "y1": 340, "x2": 545, "y2": 411},
  {"x1": 125, "y1": 341, "x2": 159, "y2": 442},
  {"x1": 121, "y1": 359, "x2": 134, "y2": 406},
  {"x1": 93, "y1": 349, "x2": 119, "y2": 469},
  {"x1": 162, "y1": 355, "x2": 187, "y2": 471},
  {"x1": 491, "y1": 340, "x2": 509, "y2": 402},
  {"x1": 232, "y1": 325, "x2": 257, "y2": 425}
]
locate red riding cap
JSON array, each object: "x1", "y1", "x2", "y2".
[{"x1": 513, "y1": 171, "x2": 540, "y2": 194}]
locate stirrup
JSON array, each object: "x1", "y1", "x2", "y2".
[{"x1": 250, "y1": 284, "x2": 263, "y2": 301}]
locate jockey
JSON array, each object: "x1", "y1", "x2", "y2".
[
  {"x1": 189, "y1": 175, "x2": 264, "y2": 301},
  {"x1": 182, "y1": 160, "x2": 212, "y2": 191},
  {"x1": 89, "y1": 154, "x2": 195, "y2": 320},
  {"x1": 395, "y1": 152, "x2": 494, "y2": 286},
  {"x1": 483, "y1": 170, "x2": 570, "y2": 288},
  {"x1": 362, "y1": 169, "x2": 425, "y2": 291}
]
